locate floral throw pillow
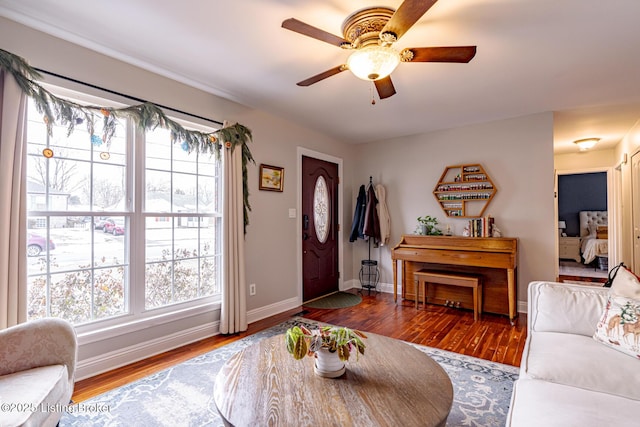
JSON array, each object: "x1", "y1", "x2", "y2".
[{"x1": 593, "y1": 267, "x2": 640, "y2": 359}]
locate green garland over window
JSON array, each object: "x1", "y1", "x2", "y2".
[{"x1": 0, "y1": 48, "x2": 254, "y2": 232}]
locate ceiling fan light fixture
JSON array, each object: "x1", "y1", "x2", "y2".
[
  {"x1": 346, "y1": 45, "x2": 400, "y2": 81},
  {"x1": 574, "y1": 138, "x2": 600, "y2": 151}
]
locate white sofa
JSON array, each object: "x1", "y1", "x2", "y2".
[
  {"x1": 506, "y1": 281, "x2": 640, "y2": 426},
  {"x1": 0, "y1": 318, "x2": 77, "y2": 427}
]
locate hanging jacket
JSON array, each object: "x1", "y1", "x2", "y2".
[
  {"x1": 363, "y1": 184, "x2": 381, "y2": 244},
  {"x1": 349, "y1": 185, "x2": 367, "y2": 242},
  {"x1": 375, "y1": 183, "x2": 391, "y2": 246}
]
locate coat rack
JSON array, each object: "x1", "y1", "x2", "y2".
[{"x1": 359, "y1": 176, "x2": 380, "y2": 295}]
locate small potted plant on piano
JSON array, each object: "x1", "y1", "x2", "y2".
[
  {"x1": 416, "y1": 215, "x2": 443, "y2": 236},
  {"x1": 285, "y1": 324, "x2": 367, "y2": 378}
]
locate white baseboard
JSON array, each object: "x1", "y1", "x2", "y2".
[
  {"x1": 518, "y1": 300, "x2": 527, "y2": 314},
  {"x1": 75, "y1": 321, "x2": 220, "y2": 381},
  {"x1": 344, "y1": 280, "x2": 399, "y2": 295},
  {"x1": 246, "y1": 296, "x2": 300, "y2": 324},
  {"x1": 341, "y1": 279, "x2": 359, "y2": 291}
]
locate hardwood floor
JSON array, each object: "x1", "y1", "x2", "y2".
[
  {"x1": 559, "y1": 274, "x2": 607, "y2": 284},
  {"x1": 72, "y1": 289, "x2": 527, "y2": 403}
]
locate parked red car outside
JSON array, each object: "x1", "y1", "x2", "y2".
[
  {"x1": 27, "y1": 233, "x2": 56, "y2": 257},
  {"x1": 103, "y1": 218, "x2": 125, "y2": 236}
]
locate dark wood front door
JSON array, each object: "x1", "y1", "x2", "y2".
[{"x1": 302, "y1": 156, "x2": 339, "y2": 302}]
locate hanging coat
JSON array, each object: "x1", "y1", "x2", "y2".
[
  {"x1": 349, "y1": 185, "x2": 367, "y2": 242},
  {"x1": 363, "y1": 184, "x2": 381, "y2": 244},
  {"x1": 375, "y1": 183, "x2": 391, "y2": 246}
]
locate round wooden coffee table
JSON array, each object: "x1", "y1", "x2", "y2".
[{"x1": 213, "y1": 331, "x2": 453, "y2": 426}]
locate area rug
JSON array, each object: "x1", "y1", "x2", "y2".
[
  {"x1": 559, "y1": 260, "x2": 608, "y2": 279},
  {"x1": 60, "y1": 318, "x2": 518, "y2": 427},
  {"x1": 303, "y1": 291, "x2": 362, "y2": 309}
]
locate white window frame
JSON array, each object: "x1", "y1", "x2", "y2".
[{"x1": 25, "y1": 85, "x2": 223, "y2": 343}]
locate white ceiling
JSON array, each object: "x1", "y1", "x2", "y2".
[{"x1": 2, "y1": 0, "x2": 640, "y2": 154}]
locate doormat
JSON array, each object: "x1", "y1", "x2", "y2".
[{"x1": 303, "y1": 291, "x2": 362, "y2": 309}]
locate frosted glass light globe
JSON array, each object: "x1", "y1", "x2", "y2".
[{"x1": 347, "y1": 45, "x2": 400, "y2": 81}]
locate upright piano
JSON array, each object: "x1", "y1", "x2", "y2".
[{"x1": 391, "y1": 235, "x2": 518, "y2": 323}]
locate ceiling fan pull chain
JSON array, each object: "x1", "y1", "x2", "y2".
[{"x1": 370, "y1": 83, "x2": 376, "y2": 105}]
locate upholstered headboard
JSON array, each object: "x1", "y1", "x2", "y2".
[{"x1": 579, "y1": 211, "x2": 608, "y2": 237}]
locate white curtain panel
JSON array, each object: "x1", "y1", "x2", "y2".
[
  {"x1": 219, "y1": 123, "x2": 247, "y2": 334},
  {"x1": 0, "y1": 71, "x2": 28, "y2": 329}
]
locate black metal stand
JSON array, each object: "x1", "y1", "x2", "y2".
[{"x1": 359, "y1": 259, "x2": 379, "y2": 295}]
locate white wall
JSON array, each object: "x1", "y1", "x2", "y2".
[
  {"x1": 350, "y1": 113, "x2": 557, "y2": 306},
  {"x1": 555, "y1": 149, "x2": 617, "y2": 170}
]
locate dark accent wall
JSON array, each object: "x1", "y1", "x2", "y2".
[{"x1": 558, "y1": 172, "x2": 607, "y2": 237}]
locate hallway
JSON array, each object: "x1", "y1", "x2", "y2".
[{"x1": 559, "y1": 260, "x2": 607, "y2": 284}]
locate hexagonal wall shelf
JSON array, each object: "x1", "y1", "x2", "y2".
[{"x1": 433, "y1": 164, "x2": 497, "y2": 218}]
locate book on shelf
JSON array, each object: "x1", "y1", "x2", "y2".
[{"x1": 468, "y1": 215, "x2": 494, "y2": 237}]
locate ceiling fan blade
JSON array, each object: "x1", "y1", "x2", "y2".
[
  {"x1": 382, "y1": 0, "x2": 438, "y2": 41},
  {"x1": 297, "y1": 65, "x2": 347, "y2": 86},
  {"x1": 282, "y1": 18, "x2": 349, "y2": 47},
  {"x1": 374, "y1": 76, "x2": 396, "y2": 99},
  {"x1": 404, "y1": 46, "x2": 477, "y2": 63}
]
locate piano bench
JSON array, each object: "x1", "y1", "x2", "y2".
[{"x1": 414, "y1": 270, "x2": 483, "y2": 321}]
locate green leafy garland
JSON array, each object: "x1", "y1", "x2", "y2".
[{"x1": 0, "y1": 48, "x2": 254, "y2": 232}]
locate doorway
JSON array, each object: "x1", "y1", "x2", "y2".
[
  {"x1": 298, "y1": 149, "x2": 343, "y2": 302},
  {"x1": 556, "y1": 168, "x2": 617, "y2": 281},
  {"x1": 631, "y1": 151, "x2": 640, "y2": 271}
]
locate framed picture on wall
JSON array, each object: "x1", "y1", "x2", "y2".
[{"x1": 259, "y1": 164, "x2": 284, "y2": 192}]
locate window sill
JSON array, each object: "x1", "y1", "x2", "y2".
[{"x1": 76, "y1": 300, "x2": 221, "y2": 346}]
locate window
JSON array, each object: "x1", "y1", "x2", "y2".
[
  {"x1": 25, "y1": 90, "x2": 222, "y2": 327},
  {"x1": 144, "y1": 128, "x2": 221, "y2": 309},
  {"x1": 313, "y1": 175, "x2": 329, "y2": 243}
]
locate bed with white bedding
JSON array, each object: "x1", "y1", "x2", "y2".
[{"x1": 579, "y1": 210, "x2": 608, "y2": 264}]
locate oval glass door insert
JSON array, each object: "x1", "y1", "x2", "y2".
[{"x1": 314, "y1": 176, "x2": 330, "y2": 243}]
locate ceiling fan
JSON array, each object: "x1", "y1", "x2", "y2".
[{"x1": 282, "y1": 0, "x2": 476, "y2": 100}]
